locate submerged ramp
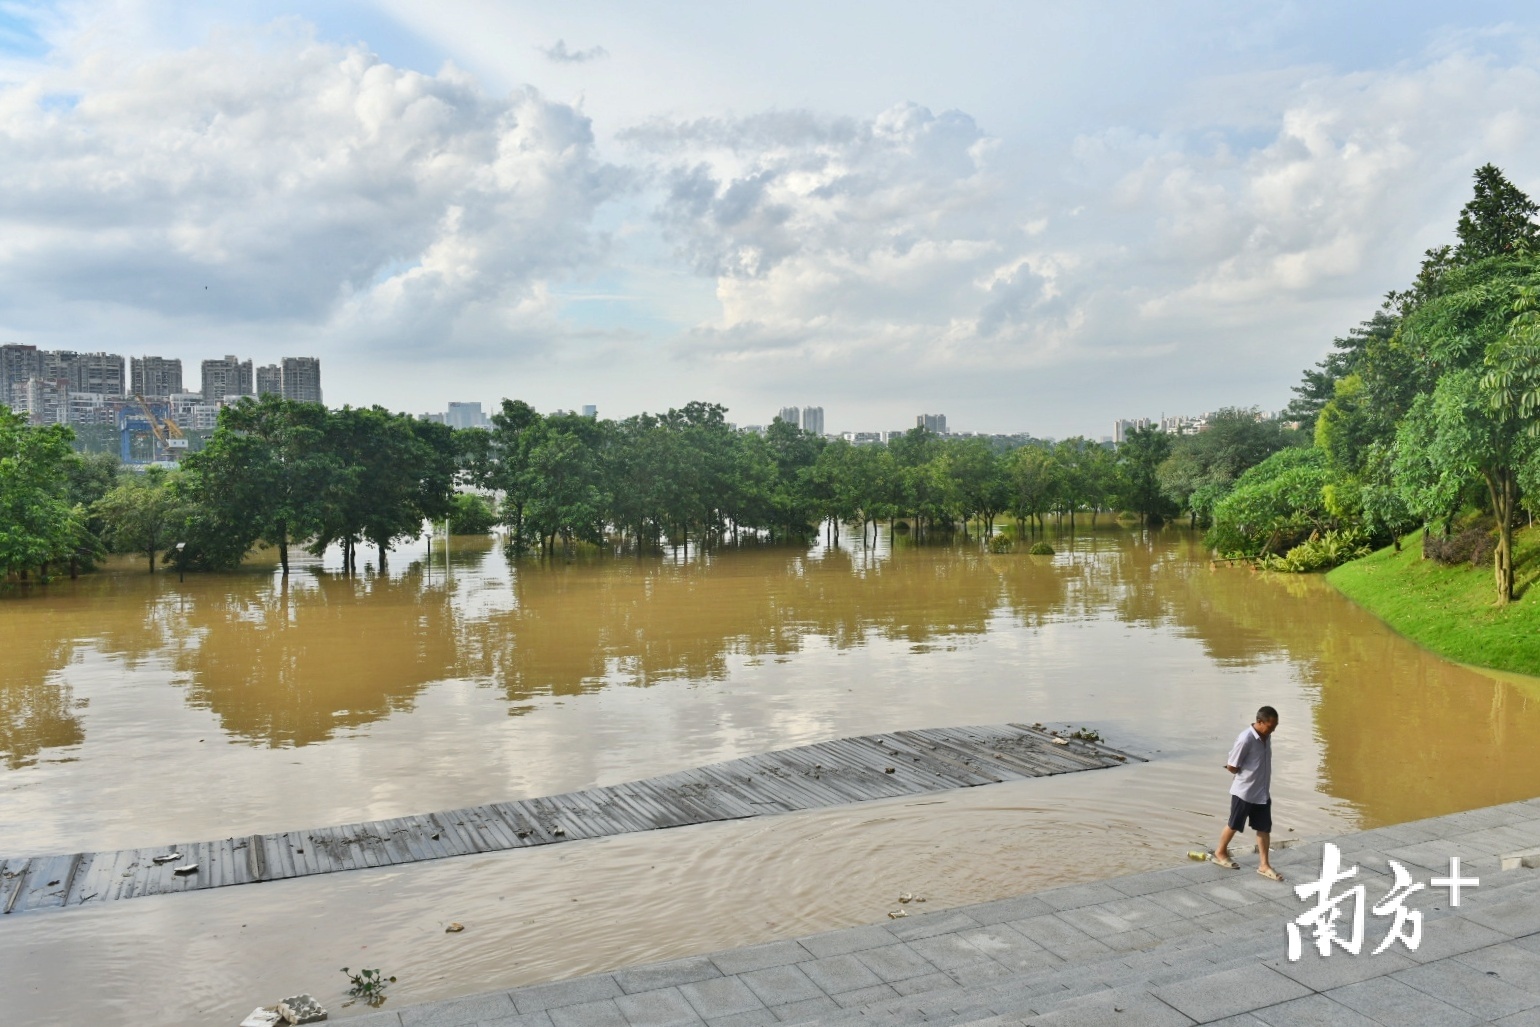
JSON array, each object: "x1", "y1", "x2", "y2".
[{"x1": 1, "y1": 724, "x2": 1141, "y2": 915}]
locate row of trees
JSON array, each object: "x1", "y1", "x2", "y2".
[
  {"x1": 6, "y1": 392, "x2": 1267, "y2": 581},
  {"x1": 454, "y1": 400, "x2": 1211, "y2": 556},
  {"x1": 1202, "y1": 164, "x2": 1540, "y2": 603},
  {"x1": 0, "y1": 398, "x2": 457, "y2": 579}
]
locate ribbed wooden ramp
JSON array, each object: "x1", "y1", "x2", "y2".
[{"x1": 1, "y1": 724, "x2": 1141, "y2": 915}]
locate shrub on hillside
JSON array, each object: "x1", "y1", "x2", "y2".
[
  {"x1": 1260, "y1": 528, "x2": 1372, "y2": 573},
  {"x1": 1423, "y1": 523, "x2": 1497, "y2": 567}
]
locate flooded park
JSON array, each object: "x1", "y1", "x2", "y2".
[{"x1": 3, "y1": 528, "x2": 1539, "y2": 1024}]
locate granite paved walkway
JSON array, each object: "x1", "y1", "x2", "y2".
[{"x1": 344, "y1": 797, "x2": 1540, "y2": 1027}]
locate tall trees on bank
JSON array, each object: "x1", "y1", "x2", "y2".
[
  {"x1": 0, "y1": 408, "x2": 84, "y2": 580},
  {"x1": 1253, "y1": 163, "x2": 1540, "y2": 601},
  {"x1": 4, "y1": 387, "x2": 1319, "y2": 585}
]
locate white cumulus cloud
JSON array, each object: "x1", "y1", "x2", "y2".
[{"x1": 0, "y1": 22, "x2": 625, "y2": 360}]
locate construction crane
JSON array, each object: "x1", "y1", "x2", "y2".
[{"x1": 135, "y1": 396, "x2": 188, "y2": 463}]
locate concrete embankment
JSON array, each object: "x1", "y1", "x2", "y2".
[{"x1": 348, "y1": 798, "x2": 1540, "y2": 1027}]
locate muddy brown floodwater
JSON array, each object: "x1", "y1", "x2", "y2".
[{"x1": 2, "y1": 528, "x2": 1538, "y2": 1025}]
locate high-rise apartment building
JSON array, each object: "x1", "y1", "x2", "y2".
[
  {"x1": 12, "y1": 377, "x2": 68, "y2": 425},
  {"x1": 917, "y1": 413, "x2": 947, "y2": 434},
  {"x1": 801, "y1": 406, "x2": 825, "y2": 435},
  {"x1": 1113, "y1": 417, "x2": 1151, "y2": 444},
  {"x1": 280, "y1": 356, "x2": 322, "y2": 404},
  {"x1": 42, "y1": 351, "x2": 126, "y2": 396},
  {"x1": 201, "y1": 355, "x2": 253, "y2": 403},
  {"x1": 0, "y1": 343, "x2": 42, "y2": 400},
  {"x1": 582, "y1": 404, "x2": 598, "y2": 418},
  {"x1": 255, "y1": 364, "x2": 282, "y2": 397},
  {"x1": 130, "y1": 356, "x2": 183, "y2": 398},
  {"x1": 777, "y1": 406, "x2": 800, "y2": 427}
]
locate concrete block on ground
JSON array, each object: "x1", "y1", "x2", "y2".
[
  {"x1": 957, "y1": 924, "x2": 1063, "y2": 973},
  {"x1": 798, "y1": 953, "x2": 883, "y2": 996},
  {"x1": 1008, "y1": 915, "x2": 1114, "y2": 961},
  {"x1": 1394, "y1": 958, "x2": 1540, "y2": 1021},
  {"x1": 830, "y1": 982, "x2": 899, "y2": 1008},
  {"x1": 704, "y1": 940, "x2": 811, "y2": 976},
  {"x1": 736, "y1": 964, "x2": 824, "y2": 1007},
  {"x1": 967, "y1": 893, "x2": 1057, "y2": 925},
  {"x1": 1152, "y1": 963, "x2": 1310, "y2": 1023},
  {"x1": 699, "y1": 1011, "x2": 776, "y2": 1027},
  {"x1": 1037, "y1": 882, "x2": 1128, "y2": 912},
  {"x1": 613, "y1": 956, "x2": 722, "y2": 995},
  {"x1": 401, "y1": 992, "x2": 517, "y2": 1027},
  {"x1": 1324, "y1": 976, "x2": 1480, "y2": 1027},
  {"x1": 795, "y1": 924, "x2": 894, "y2": 958},
  {"x1": 851, "y1": 941, "x2": 941, "y2": 983},
  {"x1": 1452, "y1": 941, "x2": 1540, "y2": 995},
  {"x1": 1265, "y1": 947, "x2": 1416, "y2": 992},
  {"x1": 513, "y1": 977, "x2": 625, "y2": 1015},
  {"x1": 613, "y1": 987, "x2": 703, "y2": 1027},
  {"x1": 764, "y1": 994, "x2": 838, "y2": 1021},
  {"x1": 886, "y1": 909, "x2": 983, "y2": 941},
  {"x1": 1456, "y1": 892, "x2": 1540, "y2": 939},
  {"x1": 547, "y1": 998, "x2": 628, "y2": 1027},
  {"x1": 1502, "y1": 848, "x2": 1540, "y2": 871},
  {"x1": 1027, "y1": 985, "x2": 1195, "y2": 1026},
  {"x1": 1242, "y1": 992, "x2": 1382, "y2": 1026},
  {"x1": 677, "y1": 977, "x2": 765, "y2": 1020},
  {"x1": 891, "y1": 971, "x2": 961, "y2": 996},
  {"x1": 1391, "y1": 914, "x2": 1509, "y2": 964}
]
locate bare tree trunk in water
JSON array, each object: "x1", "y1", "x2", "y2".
[{"x1": 378, "y1": 539, "x2": 388, "y2": 572}]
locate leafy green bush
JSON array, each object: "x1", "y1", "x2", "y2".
[
  {"x1": 1028, "y1": 541, "x2": 1055, "y2": 555},
  {"x1": 1205, "y1": 447, "x2": 1334, "y2": 557},
  {"x1": 1259, "y1": 528, "x2": 1372, "y2": 573},
  {"x1": 448, "y1": 492, "x2": 497, "y2": 534},
  {"x1": 986, "y1": 532, "x2": 1014, "y2": 553}
]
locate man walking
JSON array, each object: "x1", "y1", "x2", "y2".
[{"x1": 1213, "y1": 705, "x2": 1283, "y2": 882}]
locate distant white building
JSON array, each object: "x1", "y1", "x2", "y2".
[
  {"x1": 582, "y1": 404, "x2": 598, "y2": 418},
  {"x1": 801, "y1": 406, "x2": 824, "y2": 435},
  {"x1": 446, "y1": 401, "x2": 489, "y2": 430},
  {"x1": 777, "y1": 405, "x2": 800, "y2": 427},
  {"x1": 917, "y1": 413, "x2": 947, "y2": 434},
  {"x1": 1113, "y1": 417, "x2": 1151, "y2": 444}
]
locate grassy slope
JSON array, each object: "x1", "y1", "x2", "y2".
[{"x1": 1327, "y1": 524, "x2": 1540, "y2": 678}]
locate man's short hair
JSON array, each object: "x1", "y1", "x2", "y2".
[{"x1": 1256, "y1": 705, "x2": 1279, "y2": 723}]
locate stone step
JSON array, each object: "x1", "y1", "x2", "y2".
[{"x1": 788, "y1": 871, "x2": 1540, "y2": 1027}]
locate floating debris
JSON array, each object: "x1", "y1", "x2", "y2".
[
  {"x1": 884, "y1": 767, "x2": 896, "y2": 774},
  {"x1": 240, "y1": 1008, "x2": 284, "y2": 1027},
  {"x1": 152, "y1": 853, "x2": 181, "y2": 864},
  {"x1": 1052, "y1": 738, "x2": 1069, "y2": 746},
  {"x1": 887, "y1": 909, "x2": 908, "y2": 919},
  {"x1": 173, "y1": 863, "x2": 199, "y2": 876},
  {"x1": 277, "y1": 993, "x2": 327, "y2": 1024},
  {"x1": 898, "y1": 893, "x2": 914, "y2": 904},
  {"x1": 445, "y1": 922, "x2": 464, "y2": 933}
]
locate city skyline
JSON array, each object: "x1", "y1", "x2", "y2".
[{"x1": 3, "y1": 4, "x2": 1540, "y2": 435}]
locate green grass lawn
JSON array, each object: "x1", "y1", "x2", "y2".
[{"x1": 1328, "y1": 524, "x2": 1540, "y2": 678}]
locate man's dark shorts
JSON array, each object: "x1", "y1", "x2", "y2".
[{"x1": 1228, "y1": 795, "x2": 1272, "y2": 833}]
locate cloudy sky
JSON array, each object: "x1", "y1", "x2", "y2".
[{"x1": 3, "y1": 1, "x2": 1540, "y2": 437}]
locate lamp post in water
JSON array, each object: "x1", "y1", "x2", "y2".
[{"x1": 175, "y1": 541, "x2": 186, "y2": 582}]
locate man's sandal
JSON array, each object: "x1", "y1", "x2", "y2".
[
  {"x1": 1258, "y1": 867, "x2": 1285, "y2": 882},
  {"x1": 1210, "y1": 854, "x2": 1239, "y2": 869}
]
